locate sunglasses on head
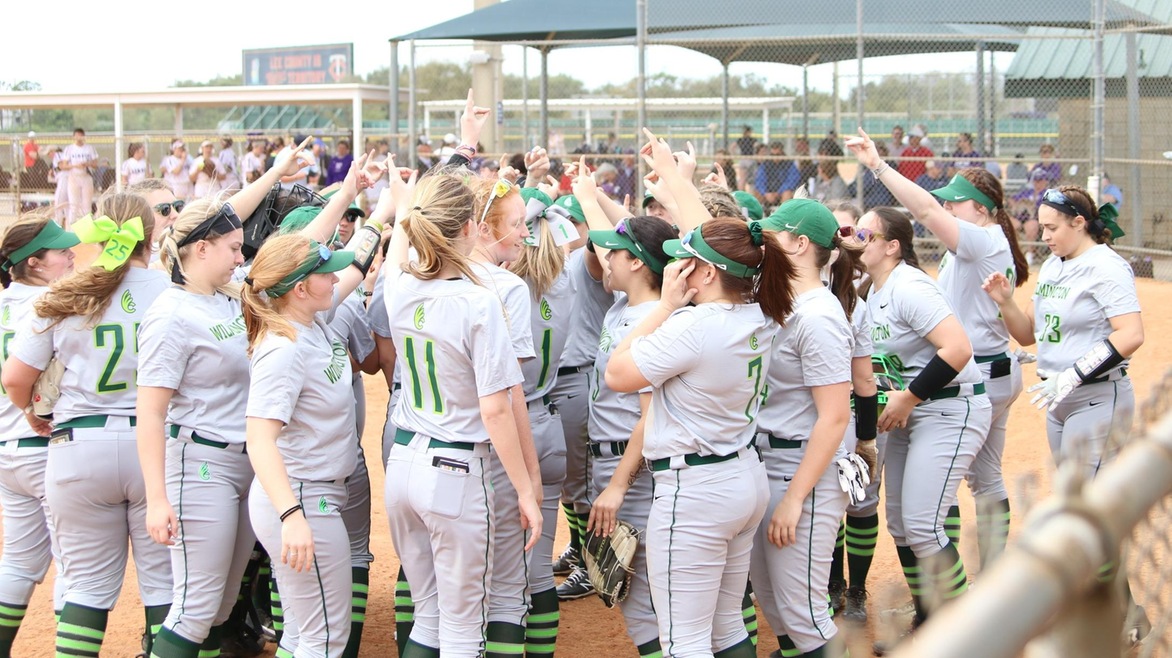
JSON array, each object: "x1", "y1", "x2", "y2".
[
  {"x1": 154, "y1": 200, "x2": 186, "y2": 217},
  {"x1": 479, "y1": 179, "x2": 514, "y2": 225},
  {"x1": 1041, "y1": 188, "x2": 1088, "y2": 218}
]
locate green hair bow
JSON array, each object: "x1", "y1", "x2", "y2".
[{"x1": 73, "y1": 214, "x2": 145, "y2": 271}]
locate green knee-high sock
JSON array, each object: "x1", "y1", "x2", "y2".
[
  {"x1": 56, "y1": 603, "x2": 108, "y2": 658},
  {"x1": 197, "y1": 624, "x2": 222, "y2": 658},
  {"x1": 342, "y1": 567, "x2": 369, "y2": 658},
  {"x1": 251, "y1": 550, "x2": 270, "y2": 618},
  {"x1": 796, "y1": 645, "x2": 829, "y2": 658},
  {"x1": 945, "y1": 505, "x2": 961, "y2": 546},
  {"x1": 400, "y1": 637, "x2": 440, "y2": 658},
  {"x1": 776, "y1": 635, "x2": 800, "y2": 658},
  {"x1": 561, "y1": 502, "x2": 581, "y2": 554},
  {"x1": 394, "y1": 567, "x2": 414, "y2": 656},
  {"x1": 524, "y1": 588, "x2": 559, "y2": 656},
  {"x1": 486, "y1": 621, "x2": 526, "y2": 658},
  {"x1": 828, "y1": 520, "x2": 846, "y2": 592},
  {"x1": 895, "y1": 545, "x2": 926, "y2": 625},
  {"x1": 269, "y1": 576, "x2": 284, "y2": 644},
  {"x1": 976, "y1": 497, "x2": 1011, "y2": 571},
  {"x1": 635, "y1": 638, "x2": 663, "y2": 658},
  {"x1": 928, "y1": 541, "x2": 969, "y2": 608},
  {"x1": 0, "y1": 600, "x2": 28, "y2": 655},
  {"x1": 274, "y1": 648, "x2": 294, "y2": 658},
  {"x1": 845, "y1": 513, "x2": 880, "y2": 589},
  {"x1": 713, "y1": 636, "x2": 755, "y2": 658},
  {"x1": 741, "y1": 584, "x2": 758, "y2": 646},
  {"x1": 150, "y1": 626, "x2": 200, "y2": 658},
  {"x1": 144, "y1": 604, "x2": 170, "y2": 655}
]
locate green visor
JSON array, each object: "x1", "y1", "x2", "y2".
[
  {"x1": 587, "y1": 218, "x2": 665, "y2": 274},
  {"x1": 930, "y1": 174, "x2": 996, "y2": 211},
  {"x1": 265, "y1": 241, "x2": 354, "y2": 298},
  {"x1": 2, "y1": 222, "x2": 80, "y2": 272},
  {"x1": 663, "y1": 223, "x2": 760, "y2": 278}
]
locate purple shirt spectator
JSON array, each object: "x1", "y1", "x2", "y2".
[{"x1": 324, "y1": 150, "x2": 353, "y2": 186}]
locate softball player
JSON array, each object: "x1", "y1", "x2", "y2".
[
  {"x1": 51, "y1": 148, "x2": 70, "y2": 223},
  {"x1": 467, "y1": 176, "x2": 543, "y2": 658},
  {"x1": 62, "y1": 128, "x2": 98, "y2": 225},
  {"x1": 134, "y1": 140, "x2": 321, "y2": 658},
  {"x1": 509, "y1": 187, "x2": 576, "y2": 655},
  {"x1": 849, "y1": 129, "x2": 1030, "y2": 569},
  {"x1": 161, "y1": 141, "x2": 192, "y2": 201},
  {"x1": 121, "y1": 143, "x2": 151, "y2": 188},
  {"x1": 605, "y1": 216, "x2": 792, "y2": 658},
  {"x1": 2, "y1": 193, "x2": 173, "y2": 658},
  {"x1": 0, "y1": 215, "x2": 78, "y2": 654},
  {"x1": 382, "y1": 171, "x2": 541, "y2": 658},
  {"x1": 749, "y1": 200, "x2": 864, "y2": 658},
  {"x1": 577, "y1": 199, "x2": 677, "y2": 656},
  {"x1": 190, "y1": 141, "x2": 227, "y2": 200},
  {"x1": 983, "y1": 186, "x2": 1142, "y2": 477},
  {"x1": 219, "y1": 138, "x2": 241, "y2": 192},
  {"x1": 853, "y1": 207, "x2": 992, "y2": 652}
]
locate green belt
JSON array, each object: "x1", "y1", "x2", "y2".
[
  {"x1": 169, "y1": 425, "x2": 246, "y2": 453},
  {"x1": 765, "y1": 436, "x2": 803, "y2": 449},
  {"x1": 3, "y1": 437, "x2": 50, "y2": 448},
  {"x1": 649, "y1": 451, "x2": 738, "y2": 472},
  {"x1": 392, "y1": 383, "x2": 402, "y2": 392},
  {"x1": 974, "y1": 352, "x2": 1009, "y2": 364},
  {"x1": 928, "y1": 382, "x2": 986, "y2": 401},
  {"x1": 557, "y1": 364, "x2": 592, "y2": 377},
  {"x1": 589, "y1": 441, "x2": 627, "y2": 457},
  {"x1": 394, "y1": 427, "x2": 476, "y2": 451},
  {"x1": 57, "y1": 415, "x2": 137, "y2": 429}
]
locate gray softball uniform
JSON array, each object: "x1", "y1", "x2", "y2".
[
  {"x1": 10, "y1": 268, "x2": 173, "y2": 611},
  {"x1": 938, "y1": 220, "x2": 1024, "y2": 504},
  {"x1": 1033, "y1": 244, "x2": 1140, "y2": 476},
  {"x1": 246, "y1": 316, "x2": 358, "y2": 658},
  {"x1": 137, "y1": 288, "x2": 256, "y2": 645},
  {"x1": 0, "y1": 283, "x2": 64, "y2": 614},
  {"x1": 521, "y1": 269, "x2": 574, "y2": 596},
  {"x1": 553, "y1": 248, "x2": 615, "y2": 516},
  {"x1": 329, "y1": 290, "x2": 377, "y2": 570},
  {"x1": 587, "y1": 295, "x2": 660, "y2": 648},
  {"x1": 470, "y1": 261, "x2": 536, "y2": 630},
  {"x1": 866, "y1": 262, "x2": 991, "y2": 557},
  {"x1": 844, "y1": 298, "x2": 884, "y2": 518},
  {"x1": 630, "y1": 303, "x2": 774, "y2": 657},
  {"x1": 366, "y1": 266, "x2": 404, "y2": 469},
  {"x1": 750, "y1": 287, "x2": 852, "y2": 654},
  {"x1": 383, "y1": 269, "x2": 523, "y2": 657}
]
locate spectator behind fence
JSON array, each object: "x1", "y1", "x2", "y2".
[
  {"x1": 121, "y1": 143, "x2": 151, "y2": 188},
  {"x1": 1100, "y1": 172, "x2": 1123, "y2": 209},
  {"x1": 1011, "y1": 167, "x2": 1050, "y2": 265},
  {"x1": 324, "y1": 139, "x2": 353, "y2": 186},
  {"x1": 847, "y1": 142, "x2": 897, "y2": 209},
  {"x1": 1030, "y1": 143, "x2": 1061, "y2": 184},
  {"x1": 62, "y1": 128, "x2": 98, "y2": 225},
  {"x1": 949, "y1": 132, "x2": 981, "y2": 175},
  {"x1": 898, "y1": 125, "x2": 934, "y2": 182},
  {"x1": 814, "y1": 160, "x2": 848, "y2": 204},
  {"x1": 23, "y1": 132, "x2": 39, "y2": 170},
  {"x1": 219, "y1": 136, "x2": 240, "y2": 192},
  {"x1": 50, "y1": 147, "x2": 68, "y2": 220},
  {"x1": 795, "y1": 137, "x2": 818, "y2": 188},
  {"x1": 713, "y1": 148, "x2": 739, "y2": 191},
  {"x1": 615, "y1": 151, "x2": 638, "y2": 201},
  {"x1": 160, "y1": 140, "x2": 192, "y2": 200},
  {"x1": 755, "y1": 142, "x2": 801, "y2": 208},
  {"x1": 1005, "y1": 154, "x2": 1030, "y2": 190},
  {"x1": 241, "y1": 139, "x2": 267, "y2": 184},
  {"x1": 887, "y1": 125, "x2": 906, "y2": 157},
  {"x1": 915, "y1": 160, "x2": 950, "y2": 194}
]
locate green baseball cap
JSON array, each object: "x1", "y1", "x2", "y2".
[
  {"x1": 761, "y1": 199, "x2": 838, "y2": 249},
  {"x1": 587, "y1": 219, "x2": 665, "y2": 274},
  {"x1": 732, "y1": 191, "x2": 764, "y2": 221},
  {"x1": 930, "y1": 174, "x2": 995, "y2": 211},
  {"x1": 554, "y1": 194, "x2": 586, "y2": 223},
  {"x1": 322, "y1": 189, "x2": 366, "y2": 218},
  {"x1": 278, "y1": 206, "x2": 321, "y2": 234},
  {"x1": 641, "y1": 191, "x2": 658, "y2": 208},
  {"x1": 1, "y1": 221, "x2": 80, "y2": 272},
  {"x1": 663, "y1": 223, "x2": 759, "y2": 278},
  {"x1": 519, "y1": 187, "x2": 553, "y2": 207}
]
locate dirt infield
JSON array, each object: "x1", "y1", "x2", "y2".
[{"x1": 5, "y1": 275, "x2": 1171, "y2": 657}]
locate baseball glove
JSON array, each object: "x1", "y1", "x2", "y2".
[
  {"x1": 582, "y1": 520, "x2": 640, "y2": 608},
  {"x1": 31, "y1": 357, "x2": 63, "y2": 419}
]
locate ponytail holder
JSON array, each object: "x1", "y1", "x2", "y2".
[
  {"x1": 73, "y1": 214, "x2": 145, "y2": 271},
  {"x1": 1096, "y1": 202, "x2": 1125, "y2": 240},
  {"x1": 747, "y1": 220, "x2": 766, "y2": 247},
  {"x1": 412, "y1": 206, "x2": 423, "y2": 212}
]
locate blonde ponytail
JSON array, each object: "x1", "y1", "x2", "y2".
[{"x1": 240, "y1": 234, "x2": 310, "y2": 355}]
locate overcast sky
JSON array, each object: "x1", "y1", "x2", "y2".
[{"x1": 5, "y1": 0, "x2": 1000, "y2": 96}]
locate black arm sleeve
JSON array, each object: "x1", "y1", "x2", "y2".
[
  {"x1": 907, "y1": 354, "x2": 961, "y2": 401},
  {"x1": 853, "y1": 393, "x2": 878, "y2": 441}
]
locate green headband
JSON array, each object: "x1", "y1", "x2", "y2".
[
  {"x1": 73, "y1": 214, "x2": 145, "y2": 271},
  {"x1": 2, "y1": 221, "x2": 80, "y2": 272},
  {"x1": 261, "y1": 240, "x2": 354, "y2": 298},
  {"x1": 930, "y1": 174, "x2": 997, "y2": 211},
  {"x1": 664, "y1": 223, "x2": 760, "y2": 278}
]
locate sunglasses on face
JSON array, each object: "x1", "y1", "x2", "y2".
[
  {"x1": 154, "y1": 200, "x2": 186, "y2": 217},
  {"x1": 342, "y1": 213, "x2": 361, "y2": 223},
  {"x1": 854, "y1": 228, "x2": 886, "y2": 244}
]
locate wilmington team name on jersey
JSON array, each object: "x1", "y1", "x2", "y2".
[
  {"x1": 324, "y1": 339, "x2": 348, "y2": 384},
  {"x1": 871, "y1": 324, "x2": 892, "y2": 342},
  {"x1": 598, "y1": 326, "x2": 614, "y2": 353},
  {"x1": 1034, "y1": 282, "x2": 1071, "y2": 300},
  {"x1": 208, "y1": 314, "x2": 246, "y2": 342}
]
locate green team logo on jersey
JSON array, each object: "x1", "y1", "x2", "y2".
[
  {"x1": 749, "y1": 334, "x2": 759, "y2": 350},
  {"x1": 1034, "y1": 282, "x2": 1071, "y2": 300},
  {"x1": 1, "y1": 305, "x2": 9, "y2": 326},
  {"x1": 318, "y1": 496, "x2": 329, "y2": 514},
  {"x1": 872, "y1": 324, "x2": 892, "y2": 342},
  {"x1": 598, "y1": 327, "x2": 614, "y2": 353},
  {"x1": 413, "y1": 303, "x2": 426, "y2": 330},
  {"x1": 209, "y1": 314, "x2": 246, "y2": 342},
  {"x1": 539, "y1": 298, "x2": 552, "y2": 321},
  {"x1": 198, "y1": 462, "x2": 211, "y2": 481},
  {"x1": 324, "y1": 340, "x2": 348, "y2": 384},
  {"x1": 120, "y1": 290, "x2": 136, "y2": 314}
]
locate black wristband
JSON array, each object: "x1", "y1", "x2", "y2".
[
  {"x1": 280, "y1": 504, "x2": 303, "y2": 522},
  {"x1": 853, "y1": 393, "x2": 878, "y2": 441},
  {"x1": 907, "y1": 354, "x2": 960, "y2": 401},
  {"x1": 1073, "y1": 339, "x2": 1124, "y2": 382}
]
